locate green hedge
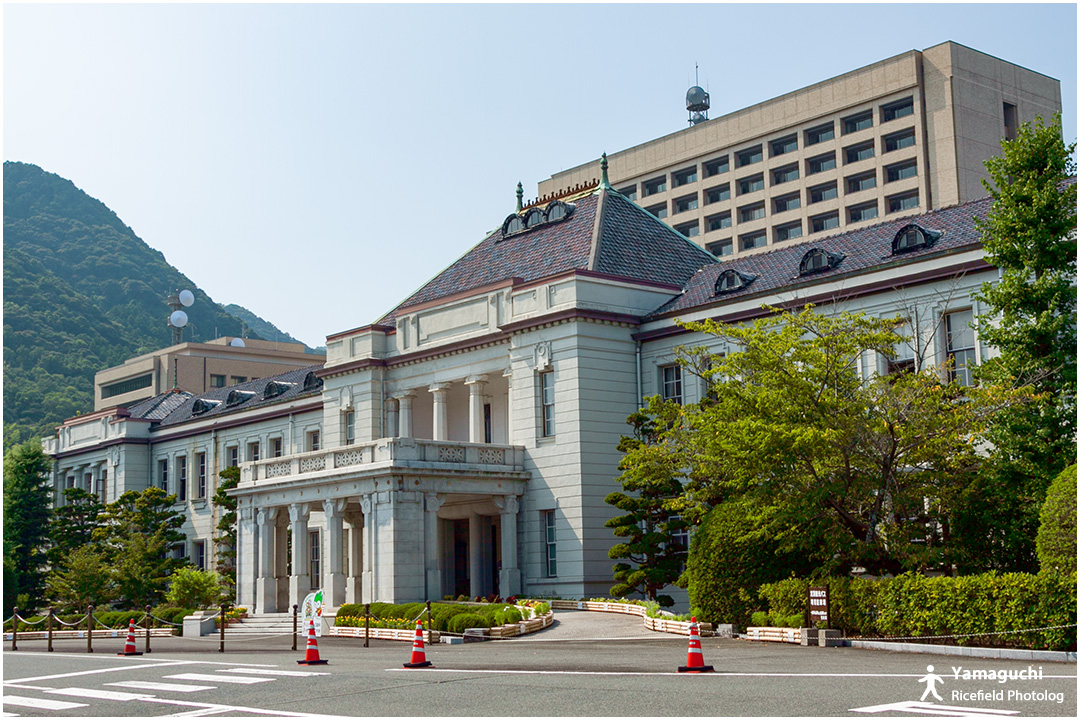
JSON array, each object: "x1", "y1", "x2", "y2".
[
  {"x1": 336, "y1": 602, "x2": 527, "y2": 632},
  {"x1": 758, "y1": 572, "x2": 1077, "y2": 651}
]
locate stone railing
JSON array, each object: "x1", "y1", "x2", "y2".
[
  {"x1": 243, "y1": 438, "x2": 526, "y2": 484},
  {"x1": 549, "y1": 600, "x2": 713, "y2": 636}
]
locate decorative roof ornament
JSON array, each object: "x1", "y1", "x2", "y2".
[
  {"x1": 599, "y1": 153, "x2": 611, "y2": 190},
  {"x1": 516, "y1": 182, "x2": 524, "y2": 212}
]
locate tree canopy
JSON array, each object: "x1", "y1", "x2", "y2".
[{"x1": 3, "y1": 440, "x2": 53, "y2": 608}]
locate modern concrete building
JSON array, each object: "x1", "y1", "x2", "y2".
[
  {"x1": 94, "y1": 337, "x2": 324, "y2": 411},
  {"x1": 537, "y1": 41, "x2": 1060, "y2": 259},
  {"x1": 45, "y1": 174, "x2": 1003, "y2": 613}
]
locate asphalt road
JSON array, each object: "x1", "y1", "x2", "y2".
[{"x1": 3, "y1": 610, "x2": 1076, "y2": 717}]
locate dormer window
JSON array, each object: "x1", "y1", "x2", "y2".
[
  {"x1": 191, "y1": 398, "x2": 221, "y2": 416},
  {"x1": 225, "y1": 390, "x2": 256, "y2": 408},
  {"x1": 545, "y1": 200, "x2": 571, "y2": 221},
  {"x1": 892, "y1": 224, "x2": 942, "y2": 254},
  {"x1": 799, "y1": 248, "x2": 845, "y2": 276},
  {"x1": 263, "y1": 380, "x2": 295, "y2": 399},
  {"x1": 715, "y1": 269, "x2": 757, "y2": 295},
  {"x1": 303, "y1": 372, "x2": 324, "y2": 392},
  {"x1": 524, "y1": 209, "x2": 545, "y2": 228},
  {"x1": 503, "y1": 214, "x2": 525, "y2": 235}
]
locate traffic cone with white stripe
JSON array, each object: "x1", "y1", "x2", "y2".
[
  {"x1": 117, "y1": 618, "x2": 143, "y2": 656},
  {"x1": 677, "y1": 617, "x2": 713, "y2": 673},
  {"x1": 297, "y1": 619, "x2": 328, "y2": 665},
  {"x1": 402, "y1": 619, "x2": 432, "y2": 668}
]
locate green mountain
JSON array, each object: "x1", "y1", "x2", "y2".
[
  {"x1": 3, "y1": 161, "x2": 255, "y2": 446},
  {"x1": 222, "y1": 304, "x2": 320, "y2": 353}
]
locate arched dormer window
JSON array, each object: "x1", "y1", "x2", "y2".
[
  {"x1": 225, "y1": 389, "x2": 256, "y2": 408},
  {"x1": 714, "y1": 269, "x2": 757, "y2": 295},
  {"x1": 799, "y1": 248, "x2": 845, "y2": 276},
  {"x1": 191, "y1": 398, "x2": 220, "y2": 416},
  {"x1": 303, "y1": 372, "x2": 324, "y2": 392},
  {"x1": 545, "y1": 200, "x2": 573, "y2": 222},
  {"x1": 523, "y1": 209, "x2": 545, "y2": 228},
  {"x1": 263, "y1": 380, "x2": 295, "y2": 400},
  {"x1": 892, "y1": 224, "x2": 942, "y2": 254},
  {"x1": 502, "y1": 214, "x2": 525, "y2": 236}
]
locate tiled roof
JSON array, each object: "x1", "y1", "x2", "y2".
[
  {"x1": 126, "y1": 390, "x2": 194, "y2": 421},
  {"x1": 376, "y1": 188, "x2": 718, "y2": 326},
  {"x1": 153, "y1": 365, "x2": 325, "y2": 428},
  {"x1": 646, "y1": 196, "x2": 993, "y2": 319}
]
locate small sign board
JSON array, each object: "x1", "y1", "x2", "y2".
[
  {"x1": 808, "y1": 586, "x2": 829, "y2": 627},
  {"x1": 301, "y1": 589, "x2": 324, "y2": 637}
]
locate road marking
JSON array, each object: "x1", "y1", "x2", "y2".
[
  {"x1": 2, "y1": 696, "x2": 88, "y2": 711},
  {"x1": 386, "y1": 668, "x2": 923, "y2": 677},
  {"x1": 137, "y1": 696, "x2": 345, "y2": 716},
  {"x1": 165, "y1": 673, "x2": 274, "y2": 684},
  {"x1": 107, "y1": 681, "x2": 216, "y2": 693},
  {"x1": 219, "y1": 668, "x2": 329, "y2": 677},
  {"x1": 45, "y1": 687, "x2": 153, "y2": 702},
  {"x1": 850, "y1": 700, "x2": 1020, "y2": 716},
  {"x1": 3, "y1": 660, "x2": 191, "y2": 684}
]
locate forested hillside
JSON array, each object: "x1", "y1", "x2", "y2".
[{"x1": 3, "y1": 161, "x2": 253, "y2": 446}]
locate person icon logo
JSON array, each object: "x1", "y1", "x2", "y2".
[{"x1": 917, "y1": 664, "x2": 945, "y2": 702}]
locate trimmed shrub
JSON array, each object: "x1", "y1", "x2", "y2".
[
  {"x1": 1037, "y1": 464, "x2": 1077, "y2": 575},
  {"x1": 447, "y1": 613, "x2": 489, "y2": 633}
]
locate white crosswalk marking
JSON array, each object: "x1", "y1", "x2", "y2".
[
  {"x1": 46, "y1": 687, "x2": 152, "y2": 702},
  {"x1": 2, "y1": 696, "x2": 88, "y2": 711},
  {"x1": 106, "y1": 680, "x2": 216, "y2": 693},
  {"x1": 164, "y1": 673, "x2": 273, "y2": 684},
  {"x1": 219, "y1": 668, "x2": 329, "y2": 677}
]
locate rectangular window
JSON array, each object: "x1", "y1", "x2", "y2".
[
  {"x1": 811, "y1": 212, "x2": 840, "y2": 233},
  {"x1": 846, "y1": 171, "x2": 877, "y2": 194},
  {"x1": 843, "y1": 110, "x2": 873, "y2": 134},
  {"x1": 737, "y1": 174, "x2": 764, "y2": 195},
  {"x1": 344, "y1": 410, "x2": 356, "y2": 446},
  {"x1": 885, "y1": 160, "x2": 918, "y2": 183},
  {"x1": 674, "y1": 220, "x2": 699, "y2": 238},
  {"x1": 704, "y1": 156, "x2": 729, "y2": 177},
  {"x1": 805, "y1": 122, "x2": 835, "y2": 146},
  {"x1": 673, "y1": 166, "x2": 697, "y2": 187},
  {"x1": 272, "y1": 438, "x2": 283, "y2": 457},
  {"x1": 774, "y1": 221, "x2": 803, "y2": 242},
  {"x1": 1003, "y1": 102, "x2": 1018, "y2": 141},
  {"x1": 808, "y1": 182, "x2": 838, "y2": 204},
  {"x1": 887, "y1": 191, "x2": 919, "y2": 214},
  {"x1": 881, "y1": 97, "x2": 914, "y2": 123},
  {"x1": 945, "y1": 309, "x2": 977, "y2": 386},
  {"x1": 230, "y1": 376, "x2": 247, "y2": 385},
  {"x1": 706, "y1": 238, "x2": 732, "y2": 257},
  {"x1": 848, "y1": 201, "x2": 879, "y2": 223},
  {"x1": 883, "y1": 128, "x2": 916, "y2": 153},
  {"x1": 158, "y1": 459, "x2": 168, "y2": 492},
  {"x1": 616, "y1": 185, "x2": 637, "y2": 201},
  {"x1": 770, "y1": 134, "x2": 798, "y2": 157},
  {"x1": 740, "y1": 230, "x2": 767, "y2": 251},
  {"x1": 248, "y1": 441, "x2": 260, "y2": 462},
  {"x1": 739, "y1": 202, "x2": 766, "y2": 223},
  {"x1": 806, "y1": 152, "x2": 836, "y2": 175},
  {"x1": 193, "y1": 540, "x2": 206, "y2": 571},
  {"x1": 101, "y1": 373, "x2": 153, "y2": 399},
  {"x1": 196, "y1": 452, "x2": 207, "y2": 499},
  {"x1": 540, "y1": 371, "x2": 556, "y2": 437},
  {"x1": 661, "y1": 365, "x2": 683, "y2": 405},
  {"x1": 309, "y1": 531, "x2": 321, "y2": 587},
  {"x1": 774, "y1": 193, "x2": 801, "y2": 214},
  {"x1": 674, "y1": 194, "x2": 698, "y2": 213},
  {"x1": 484, "y1": 403, "x2": 492, "y2": 444},
  {"x1": 306, "y1": 430, "x2": 321, "y2": 452},
  {"x1": 705, "y1": 184, "x2": 730, "y2": 204},
  {"x1": 772, "y1": 164, "x2": 799, "y2": 186},
  {"x1": 736, "y1": 145, "x2": 763, "y2": 167},
  {"x1": 643, "y1": 176, "x2": 666, "y2": 196},
  {"x1": 845, "y1": 141, "x2": 875, "y2": 164},
  {"x1": 544, "y1": 510, "x2": 557, "y2": 577},
  {"x1": 228, "y1": 446, "x2": 239, "y2": 468},
  {"x1": 706, "y1": 212, "x2": 731, "y2": 232},
  {"x1": 210, "y1": 374, "x2": 226, "y2": 388},
  {"x1": 177, "y1": 456, "x2": 187, "y2": 502},
  {"x1": 645, "y1": 203, "x2": 667, "y2": 220}
]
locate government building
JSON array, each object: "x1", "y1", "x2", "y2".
[{"x1": 42, "y1": 42, "x2": 1061, "y2": 614}]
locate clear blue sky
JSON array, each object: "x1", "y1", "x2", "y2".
[{"x1": 5, "y1": 3, "x2": 1076, "y2": 348}]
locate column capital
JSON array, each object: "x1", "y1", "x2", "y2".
[
  {"x1": 289, "y1": 503, "x2": 310, "y2": 523},
  {"x1": 464, "y1": 374, "x2": 489, "y2": 387},
  {"x1": 493, "y1": 495, "x2": 519, "y2": 515},
  {"x1": 425, "y1": 492, "x2": 446, "y2": 512},
  {"x1": 391, "y1": 391, "x2": 416, "y2": 402},
  {"x1": 322, "y1": 498, "x2": 347, "y2": 518},
  {"x1": 359, "y1": 493, "x2": 373, "y2": 515},
  {"x1": 428, "y1": 382, "x2": 452, "y2": 394},
  {"x1": 257, "y1": 506, "x2": 278, "y2": 526}
]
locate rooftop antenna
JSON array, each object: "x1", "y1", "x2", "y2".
[
  {"x1": 686, "y1": 63, "x2": 710, "y2": 127},
  {"x1": 167, "y1": 289, "x2": 194, "y2": 345}
]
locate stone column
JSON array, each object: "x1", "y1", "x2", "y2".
[
  {"x1": 429, "y1": 383, "x2": 451, "y2": 441},
  {"x1": 256, "y1": 507, "x2": 278, "y2": 614},
  {"x1": 322, "y1": 499, "x2": 347, "y2": 607},
  {"x1": 387, "y1": 398, "x2": 399, "y2": 439},
  {"x1": 289, "y1": 503, "x2": 310, "y2": 607},
  {"x1": 424, "y1": 493, "x2": 446, "y2": 600},
  {"x1": 494, "y1": 495, "x2": 521, "y2": 597},
  {"x1": 465, "y1": 375, "x2": 488, "y2": 443},
  {"x1": 344, "y1": 509, "x2": 364, "y2": 604},
  {"x1": 237, "y1": 507, "x2": 256, "y2": 610},
  {"x1": 274, "y1": 522, "x2": 289, "y2": 611},
  {"x1": 359, "y1": 494, "x2": 374, "y2": 603},
  {"x1": 394, "y1": 393, "x2": 415, "y2": 439},
  {"x1": 469, "y1": 512, "x2": 484, "y2": 599}
]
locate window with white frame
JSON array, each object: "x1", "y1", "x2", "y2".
[
  {"x1": 227, "y1": 446, "x2": 239, "y2": 467},
  {"x1": 248, "y1": 441, "x2": 260, "y2": 462},
  {"x1": 158, "y1": 459, "x2": 168, "y2": 492},
  {"x1": 540, "y1": 371, "x2": 556, "y2": 438},
  {"x1": 271, "y1": 437, "x2": 283, "y2": 457},
  {"x1": 945, "y1": 309, "x2": 977, "y2": 386},
  {"x1": 888, "y1": 318, "x2": 916, "y2": 374},
  {"x1": 196, "y1": 452, "x2": 207, "y2": 499},
  {"x1": 193, "y1": 540, "x2": 206, "y2": 571},
  {"x1": 544, "y1": 510, "x2": 557, "y2": 577},
  {"x1": 177, "y1": 456, "x2": 187, "y2": 502},
  {"x1": 306, "y1": 430, "x2": 321, "y2": 452},
  {"x1": 309, "y1": 531, "x2": 321, "y2": 587},
  {"x1": 344, "y1": 410, "x2": 356, "y2": 446},
  {"x1": 660, "y1": 365, "x2": 683, "y2": 405}
]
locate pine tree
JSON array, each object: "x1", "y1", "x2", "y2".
[
  {"x1": 213, "y1": 465, "x2": 240, "y2": 601},
  {"x1": 3, "y1": 440, "x2": 53, "y2": 609}
]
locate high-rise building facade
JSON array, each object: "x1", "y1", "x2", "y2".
[{"x1": 537, "y1": 42, "x2": 1060, "y2": 259}]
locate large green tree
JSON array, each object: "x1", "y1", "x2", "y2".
[
  {"x1": 213, "y1": 465, "x2": 240, "y2": 601},
  {"x1": 48, "y1": 487, "x2": 104, "y2": 567},
  {"x1": 46, "y1": 546, "x2": 116, "y2": 613},
  {"x1": 604, "y1": 402, "x2": 689, "y2": 607},
  {"x1": 3, "y1": 440, "x2": 54, "y2": 608}
]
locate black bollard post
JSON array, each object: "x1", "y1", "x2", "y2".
[
  {"x1": 47, "y1": 607, "x2": 54, "y2": 652},
  {"x1": 87, "y1": 606, "x2": 94, "y2": 653},
  {"x1": 364, "y1": 603, "x2": 370, "y2": 648},
  {"x1": 426, "y1": 601, "x2": 432, "y2": 633},
  {"x1": 219, "y1": 604, "x2": 227, "y2": 653},
  {"x1": 292, "y1": 604, "x2": 298, "y2": 651},
  {"x1": 11, "y1": 607, "x2": 17, "y2": 651},
  {"x1": 145, "y1": 605, "x2": 152, "y2": 654}
]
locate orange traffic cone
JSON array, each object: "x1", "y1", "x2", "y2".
[
  {"x1": 677, "y1": 617, "x2": 713, "y2": 673},
  {"x1": 297, "y1": 619, "x2": 328, "y2": 665},
  {"x1": 117, "y1": 618, "x2": 143, "y2": 656},
  {"x1": 402, "y1": 619, "x2": 432, "y2": 668}
]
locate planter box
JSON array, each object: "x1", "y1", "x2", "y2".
[
  {"x1": 183, "y1": 612, "x2": 218, "y2": 638},
  {"x1": 4, "y1": 628, "x2": 173, "y2": 641},
  {"x1": 328, "y1": 626, "x2": 439, "y2": 643},
  {"x1": 746, "y1": 626, "x2": 801, "y2": 644}
]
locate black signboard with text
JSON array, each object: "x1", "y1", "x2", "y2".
[{"x1": 808, "y1": 586, "x2": 829, "y2": 627}]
